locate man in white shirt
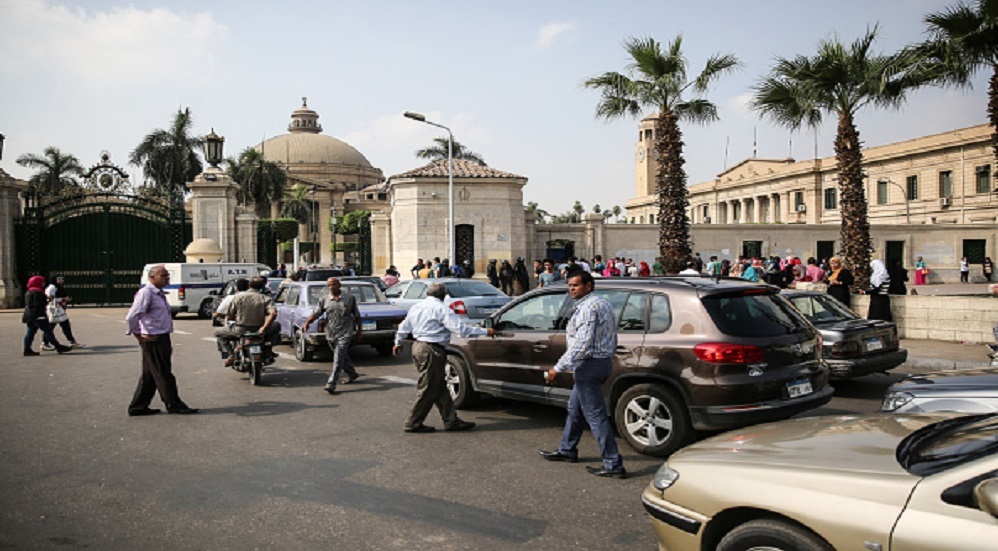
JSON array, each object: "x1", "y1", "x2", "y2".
[
  {"x1": 393, "y1": 283, "x2": 499, "y2": 433},
  {"x1": 678, "y1": 262, "x2": 701, "y2": 276}
]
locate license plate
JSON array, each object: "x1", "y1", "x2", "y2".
[
  {"x1": 249, "y1": 345, "x2": 262, "y2": 354},
  {"x1": 866, "y1": 338, "x2": 883, "y2": 351},
  {"x1": 362, "y1": 320, "x2": 377, "y2": 331},
  {"x1": 786, "y1": 379, "x2": 813, "y2": 398}
]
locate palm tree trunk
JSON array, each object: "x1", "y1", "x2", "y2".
[
  {"x1": 989, "y1": 63, "x2": 998, "y2": 161},
  {"x1": 654, "y1": 109, "x2": 692, "y2": 274},
  {"x1": 835, "y1": 111, "x2": 871, "y2": 291}
]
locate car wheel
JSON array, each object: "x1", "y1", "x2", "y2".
[
  {"x1": 614, "y1": 384, "x2": 691, "y2": 457},
  {"x1": 197, "y1": 299, "x2": 213, "y2": 319},
  {"x1": 717, "y1": 519, "x2": 833, "y2": 551},
  {"x1": 446, "y1": 354, "x2": 479, "y2": 408},
  {"x1": 293, "y1": 331, "x2": 313, "y2": 362}
]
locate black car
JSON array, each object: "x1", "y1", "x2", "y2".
[
  {"x1": 304, "y1": 268, "x2": 345, "y2": 281},
  {"x1": 783, "y1": 289, "x2": 907, "y2": 378},
  {"x1": 446, "y1": 277, "x2": 833, "y2": 457}
]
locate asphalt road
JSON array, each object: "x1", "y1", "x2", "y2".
[{"x1": 0, "y1": 308, "x2": 911, "y2": 550}]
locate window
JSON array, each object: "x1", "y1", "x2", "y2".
[
  {"x1": 976, "y1": 165, "x2": 991, "y2": 194},
  {"x1": 384, "y1": 282, "x2": 405, "y2": 298},
  {"x1": 307, "y1": 285, "x2": 327, "y2": 305},
  {"x1": 939, "y1": 170, "x2": 953, "y2": 198},
  {"x1": 617, "y1": 292, "x2": 648, "y2": 332},
  {"x1": 794, "y1": 191, "x2": 805, "y2": 209},
  {"x1": 594, "y1": 289, "x2": 632, "y2": 322},
  {"x1": 285, "y1": 287, "x2": 299, "y2": 307},
  {"x1": 403, "y1": 281, "x2": 426, "y2": 299},
  {"x1": 649, "y1": 214, "x2": 655, "y2": 224},
  {"x1": 495, "y1": 292, "x2": 568, "y2": 331},
  {"x1": 906, "y1": 175, "x2": 919, "y2": 201},
  {"x1": 701, "y1": 293, "x2": 809, "y2": 338},
  {"x1": 877, "y1": 180, "x2": 889, "y2": 205},
  {"x1": 823, "y1": 188, "x2": 838, "y2": 210},
  {"x1": 648, "y1": 294, "x2": 672, "y2": 332}
]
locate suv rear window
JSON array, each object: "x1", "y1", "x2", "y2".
[{"x1": 701, "y1": 292, "x2": 809, "y2": 337}]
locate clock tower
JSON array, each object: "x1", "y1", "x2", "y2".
[{"x1": 635, "y1": 116, "x2": 658, "y2": 197}]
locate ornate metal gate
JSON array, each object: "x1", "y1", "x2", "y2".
[
  {"x1": 13, "y1": 153, "x2": 191, "y2": 305},
  {"x1": 456, "y1": 224, "x2": 475, "y2": 268}
]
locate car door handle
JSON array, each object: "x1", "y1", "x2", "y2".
[{"x1": 533, "y1": 343, "x2": 549, "y2": 352}]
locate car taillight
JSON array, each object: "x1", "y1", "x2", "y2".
[
  {"x1": 830, "y1": 341, "x2": 860, "y2": 357},
  {"x1": 450, "y1": 300, "x2": 467, "y2": 315},
  {"x1": 178, "y1": 285, "x2": 185, "y2": 300},
  {"x1": 693, "y1": 343, "x2": 765, "y2": 364}
]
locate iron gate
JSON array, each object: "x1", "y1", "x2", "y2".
[{"x1": 15, "y1": 192, "x2": 190, "y2": 305}]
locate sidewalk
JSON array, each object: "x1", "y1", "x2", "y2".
[{"x1": 900, "y1": 338, "x2": 993, "y2": 371}]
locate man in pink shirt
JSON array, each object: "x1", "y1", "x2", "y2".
[
  {"x1": 124, "y1": 265, "x2": 199, "y2": 416},
  {"x1": 805, "y1": 257, "x2": 826, "y2": 283}
]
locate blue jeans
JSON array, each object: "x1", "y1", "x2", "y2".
[
  {"x1": 558, "y1": 358, "x2": 623, "y2": 470},
  {"x1": 326, "y1": 334, "x2": 358, "y2": 386},
  {"x1": 24, "y1": 318, "x2": 61, "y2": 352}
]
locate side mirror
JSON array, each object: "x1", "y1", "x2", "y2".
[{"x1": 975, "y1": 479, "x2": 998, "y2": 518}]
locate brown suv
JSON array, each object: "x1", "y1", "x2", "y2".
[{"x1": 446, "y1": 277, "x2": 832, "y2": 457}]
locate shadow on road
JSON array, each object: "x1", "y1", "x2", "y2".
[{"x1": 197, "y1": 400, "x2": 339, "y2": 417}]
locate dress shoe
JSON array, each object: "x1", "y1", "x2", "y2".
[
  {"x1": 128, "y1": 407, "x2": 162, "y2": 417},
  {"x1": 538, "y1": 449, "x2": 578, "y2": 463},
  {"x1": 342, "y1": 373, "x2": 360, "y2": 385},
  {"x1": 56, "y1": 345, "x2": 72, "y2": 354},
  {"x1": 23, "y1": 349, "x2": 40, "y2": 357},
  {"x1": 404, "y1": 424, "x2": 436, "y2": 433},
  {"x1": 323, "y1": 383, "x2": 337, "y2": 395},
  {"x1": 167, "y1": 406, "x2": 200, "y2": 414},
  {"x1": 586, "y1": 465, "x2": 627, "y2": 479},
  {"x1": 445, "y1": 420, "x2": 476, "y2": 432}
]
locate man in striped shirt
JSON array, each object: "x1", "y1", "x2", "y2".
[{"x1": 539, "y1": 271, "x2": 625, "y2": 478}]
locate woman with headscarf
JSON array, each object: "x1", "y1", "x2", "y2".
[
  {"x1": 22, "y1": 276, "x2": 71, "y2": 356},
  {"x1": 741, "y1": 258, "x2": 762, "y2": 282},
  {"x1": 867, "y1": 259, "x2": 892, "y2": 321},
  {"x1": 45, "y1": 275, "x2": 84, "y2": 348},
  {"x1": 825, "y1": 256, "x2": 854, "y2": 306},
  {"x1": 639, "y1": 261, "x2": 651, "y2": 277},
  {"x1": 602, "y1": 259, "x2": 620, "y2": 277}
]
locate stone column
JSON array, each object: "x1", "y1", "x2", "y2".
[
  {"x1": 0, "y1": 169, "x2": 27, "y2": 307},
  {"x1": 772, "y1": 193, "x2": 781, "y2": 223},
  {"x1": 235, "y1": 209, "x2": 259, "y2": 263},
  {"x1": 755, "y1": 196, "x2": 764, "y2": 223},
  {"x1": 370, "y1": 212, "x2": 392, "y2": 276},
  {"x1": 188, "y1": 167, "x2": 239, "y2": 261}
]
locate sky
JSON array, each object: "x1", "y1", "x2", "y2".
[{"x1": 0, "y1": 0, "x2": 989, "y2": 216}]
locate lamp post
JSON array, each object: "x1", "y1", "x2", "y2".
[
  {"x1": 310, "y1": 186, "x2": 317, "y2": 264},
  {"x1": 0, "y1": 133, "x2": 5, "y2": 161},
  {"x1": 203, "y1": 129, "x2": 224, "y2": 168},
  {"x1": 330, "y1": 204, "x2": 339, "y2": 266},
  {"x1": 877, "y1": 178, "x2": 910, "y2": 224},
  {"x1": 404, "y1": 111, "x2": 454, "y2": 266}
]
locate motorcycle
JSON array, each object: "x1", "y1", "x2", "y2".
[{"x1": 232, "y1": 331, "x2": 273, "y2": 386}]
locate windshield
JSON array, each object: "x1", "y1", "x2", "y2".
[
  {"x1": 701, "y1": 292, "x2": 810, "y2": 337},
  {"x1": 898, "y1": 414, "x2": 998, "y2": 477},
  {"x1": 788, "y1": 293, "x2": 858, "y2": 323},
  {"x1": 446, "y1": 281, "x2": 506, "y2": 298}
]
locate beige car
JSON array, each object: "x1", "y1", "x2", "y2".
[{"x1": 642, "y1": 413, "x2": 998, "y2": 551}]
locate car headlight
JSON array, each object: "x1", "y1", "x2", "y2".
[
  {"x1": 882, "y1": 391, "x2": 914, "y2": 412},
  {"x1": 652, "y1": 465, "x2": 680, "y2": 491}
]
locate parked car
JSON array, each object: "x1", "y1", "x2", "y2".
[
  {"x1": 446, "y1": 278, "x2": 833, "y2": 457},
  {"x1": 882, "y1": 368, "x2": 998, "y2": 413},
  {"x1": 341, "y1": 275, "x2": 388, "y2": 292},
  {"x1": 304, "y1": 268, "x2": 345, "y2": 281},
  {"x1": 641, "y1": 412, "x2": 998, "y2": 551},
  {"x1": 385, "y1": 278, "x2": 511, "y2": 321},
  {"x1": 783, "y1": 289, "x2": 907, "y2": 378},
  {"x1": 274, "y1": 280, "x2": 407, "y2": 360}
]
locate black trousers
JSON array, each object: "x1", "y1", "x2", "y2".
[{"x1": 129, "y1": 334, "x2": 185, "y2": 412}]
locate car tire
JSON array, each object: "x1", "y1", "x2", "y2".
[
  {"x1": 293, "y1": 330, "x2": 313, "y2": 362},
  {"x1": 197, "y1": 299, "x2": 213, "y2": 319},
  {"x1": 614, "y1": 384, "x2": 692, "y2": 457},
  {"x1": 717, "y1": 519, "x2": 833, "y2": 551},
  {"x1": 446, "y1": 354, "x2": 479, "y2": 409}
]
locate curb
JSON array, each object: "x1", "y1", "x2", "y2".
[{"x1": 904, "y1": 357, "x2": 989, "y2": 371}]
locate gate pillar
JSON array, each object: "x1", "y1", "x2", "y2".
[
  {"x1": 189, "y1": 167, "x2": 240, "y2": 261},
  {"x1": 0, "y1": 169, "x2": 27, "y2": 307},
  {"x1": 370, "y1": 212, "x2": 391, "y2": 277}
]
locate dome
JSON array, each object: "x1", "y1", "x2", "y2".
[
  {"x1": 257, "y1": 133, "x2": 373, "y2": 168},
  {"x1": 255, "y1": 98, "x2": 374, "y2": 168}
]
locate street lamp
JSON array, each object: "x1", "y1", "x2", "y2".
[
  {"x1": 404, "y1": 111, "x2": 454, "y2": 266},
  {"x1": 0, "y1": 133, "x2": 5, "y2": 161},
  {"x1": 310, "y1": 186, "x2": 317, "y2": 264},
  {"x1": 330, "y1": 204, "x2": 339, "y2": 266},
  {"x1": 203, "y1": 129, "x2": 224, "y2": 168},
  {"x1": 877, "y1": 178, "x2": 910, "y2": 224}
]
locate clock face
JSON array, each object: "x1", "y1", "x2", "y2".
[{"x1": 637, "y1": 148, "x2": 645, "y2": 162}]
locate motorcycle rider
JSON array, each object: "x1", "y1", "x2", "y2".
[{"x1": 218, "y1": 276, "x2": 279, "y2": 367}]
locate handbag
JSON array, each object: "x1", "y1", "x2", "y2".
[{"x1": 47, "y1": 301, "x2": 68, "y2": 324}]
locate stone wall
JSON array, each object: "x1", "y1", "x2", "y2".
[{"x1": 850, "y1": 294, "x2": 997, "y2": 344}]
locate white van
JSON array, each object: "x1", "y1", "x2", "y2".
[{"x1": 140, "y1": 263, "x2": 272, "y2": 318}]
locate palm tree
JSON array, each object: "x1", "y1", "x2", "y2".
[
  {"x1": 227, "y1": 147, "x2": 287, "y2": 217},
  {"x1": 416, "y1": 137, "x2": 487, "y2": 166},
  {"x1": 129, "y1": 107, "x2": 204, "y2": 197},
  {"x1": 611, "y1": 205, "x2": 622, "y2": 223},
  {"x1": 752, "y1": 28, "x2": 928, "y2": 290},
  {"x1": 585, "y1": 36, "x2": 740, "y2": 273},
  {"x1": 281, "y1": 184, "x2": 313, "y2": 225},
  {"x1": 15, "y1": 147, "x2": 85, "y2": 197},
  {"x1": 920, "y1": 0, "x2": 998, "y2": 158}
]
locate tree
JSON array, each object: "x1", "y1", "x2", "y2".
[
  {"x1": 612, "y1": 205, "x2": 622, "y2": 223},
  {"x1": 525, "y1": 201, "x2": 550, "y2": 223},
  {"x1": 592, "y1": 204, "x2": 602, "y2": 214},
  {"x1": 416, "y1": 137, "x2": 487, "y2": 166},
  {"x1": 281, "y1": 184, "x2": 313, "y2": 225},
  {"x1": 752, "y1": 28, "x2": 928, "y2": 290},
  {"x1": 919, "y1": 0, "x2": 998, "y2": 159},
  {"x1": 585, "y1": 36, "x2": 740, "y2": 273},
  {"x1": 15, "y1": 147, "x2": 85, "y2": 196},
  {"x1": 129, "y1": 107, "x2": 204, "y2": 197},
  {"x1": 227, "y1": 147, "x2": 287, "y2": 217}
]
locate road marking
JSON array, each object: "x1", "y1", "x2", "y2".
[
  {"x1": 174, "y1": 330, "x2": 192, "y2": 335},
  {"x1": 379, "y1": 375, "x2": 417, "y2": 386},
  {"x1": 201, "y1": 337, "x2": 216, "y2": 342}
]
